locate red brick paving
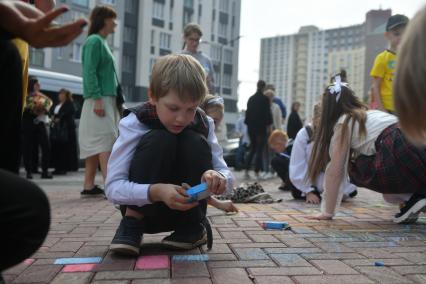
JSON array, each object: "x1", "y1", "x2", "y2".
[{"x1": 3, "y1": 171, "x2": 426, "y2": 283}]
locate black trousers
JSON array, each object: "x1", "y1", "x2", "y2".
[
  {"x1": 271, "y1": 154, "x2": 303, "y2": 199},
  {"x1": 0, "y1": 170, "x2": 50, "y2": 271},
  {"x1": 245, "y1": 130, "x2": 267, "y2": 173},
  {"x1": 0, "y1": 40, "x2": 23, "y2": 173},
  {"x1": 22, "y1": 115, "x2": 51, "y2": 174},
  {"x1": 124, "y1": 129, "x2": 213, "y2": 234}
]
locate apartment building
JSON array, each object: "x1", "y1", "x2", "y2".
[
  {"x1": 30, "y1": 0, "x2": 241, "y2": 134},
  {"x1": 259, "y1": 9, "x2": 390, "y2": 121}
]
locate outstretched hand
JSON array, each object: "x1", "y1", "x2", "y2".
[
  {"x1": 22, "y1": 6, "x2": 87, "y2": 48},
  {"x1": 201, "y1": 170, "x2": 226, "y2": 195}
]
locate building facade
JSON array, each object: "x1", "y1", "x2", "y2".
[
  {"x1": 259, "y1": 9, "x2": 390, "y2": 122},
  {"x1": 29, "y1": 0, "x2": 241, "y2": 134},
  {"x1": 130, "y1": 0, "x2": 241, "y2": 131}
]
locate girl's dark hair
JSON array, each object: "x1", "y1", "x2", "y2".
[
  {"x1": 307, "y1": 85, "x2": 368, "y2": 183},
  {"x1": 88, "y1": 5, "x2": 117, "y2": 36}
]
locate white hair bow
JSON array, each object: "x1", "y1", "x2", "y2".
[{"x1": 328, "y1": 75, "x2": 347, "y2": 102}]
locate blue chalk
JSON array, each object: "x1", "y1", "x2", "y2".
[
  {"x1": 374, "y1": 261, "x2": 385, "y2": 266},
  {"x1": 262, "y1": 221, "x2": 289, "y2": 230},
  {"x1": 172, "y1": 255, "x2": 209, "y2": 262},
  {"x1": 186, "y1": 183, "x2": 210, "y2": 203},
  {"x1": 54, "y1": 257, "x2": 103, "y2": 265}
]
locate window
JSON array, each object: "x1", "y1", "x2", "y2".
[
  {"x1": 124, "y1": 27, "x2": 136, "y2": 43},
  {"x1": 219, "y1": 0, "x2": 229, "y2": 12},
  {"x1": 29, "y1": 47, "x2": 44, "y2": 67},
  {"x1": 72, "y1": 43, "x2": 82, "y2": 62},
  {"x1": 218, "y1": 22, "x2": 227, "y2": 38},
  {"x1": 56, "y1": 47, "x2": 64, "y2": 59},
  {"x1": 149, "y1": 58, "x2": 156, "y2": 73},
  {"x1": 125, "y1": 0, "x2": 137, "y2": 13},
  {"x1": 152, "y1": 1, "x2": 165, "y2": 20},
  {"x1": 122, "y1": 55, "x2": 133, "y2": 72},
  {"x1": 222, "y1": 73, "x2": 232, "y2": 87},
  {"x1": 159, "y1": 32, "x2": 171, "y2": 50},
  {"x1": 151, "y1": 30, "x2": 155, "y2": 45},
  {"x1": 72, "y1": 0, "x2": 88, "y2": 7},
  {"x1": 211, "y1": 45, "x2": 221, "y2": 61},
  {"x1": 184, "y1": 0, "x2": 194, "y2": 8},
  {"x1": 224, "y1": 49, "x2": 232, "y2": 63},
  {"x1": 101, "y1": 0, "x2": 116, "y2": 5}
]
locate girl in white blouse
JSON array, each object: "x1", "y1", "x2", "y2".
[{"x1": 307, "y1": 77, "x2": 426, "y2": 224}]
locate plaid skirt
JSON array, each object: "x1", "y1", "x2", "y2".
[{"x1": 349, "y1": 123, "x2": 426, "y2": 194}]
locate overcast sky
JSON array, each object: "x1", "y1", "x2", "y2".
[{"x1": 237, "y1": 0, "x2": 426, "y2": 110}]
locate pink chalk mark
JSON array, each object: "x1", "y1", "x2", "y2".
[
  {"x1": 23, "y1": 259, "x2": 35, "y2": 265},
  {"x1": 136, "y1": 255, "x2": 169, "y2": 270},
  {"x1": 62, "y1": 264, "x2": 96, "y2": 272}
]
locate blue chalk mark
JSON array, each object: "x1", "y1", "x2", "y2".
[
  {"x1": 172, "y1": 255, "x2": 209, "y2": 262},
  {"x1": 54, "y1": 257, "x2": 102, "y2": 265}
]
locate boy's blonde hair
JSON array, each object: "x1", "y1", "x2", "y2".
[
  {"x1": 394, "y1": 5, "x2": 426, "y2": 145},
  {"x1": 183, "y1": 23, "x2": 203, "y2": 38},
  {"x1": 150, "y1": 54, "x2": 208, "y2": 102},
  {"x1": 268, "y1": 130, "x2": 288, "y2": 146}
]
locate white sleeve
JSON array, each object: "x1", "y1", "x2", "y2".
[
  {"x1": 105, "y1": 113, "x2": 152, "y2": 206},
  {"x1": 207, "y1": 117, "x2": 235, "y2": 194},
  {"x1": 289, "y1": 128, "x2": 313, "y2": 194}
]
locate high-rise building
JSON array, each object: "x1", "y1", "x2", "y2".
[
  {"x1": 259, "y1": 9, "x2": 390, "y2": 121},
  {"x1": 129, "y1": 0, "x2": 241, "y2": 132},
  {"x1": 30, "y1": 0, "x2": 241, "y2": 134}
]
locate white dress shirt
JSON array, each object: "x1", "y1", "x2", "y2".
[
  {"x1": 105, "y1": 112, "x2": 234, "y2": 206},
  {"x1": 289, "y1": 125, "x2": 356, "y2": 196}
]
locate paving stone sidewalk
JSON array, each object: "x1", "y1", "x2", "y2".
[{"x1": 4, "y1": 170, "x2": 426, "y2": 284}]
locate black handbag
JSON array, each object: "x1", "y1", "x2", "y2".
[{"x1": 114, "y1": 69, "x2": 125, "y2": 116}]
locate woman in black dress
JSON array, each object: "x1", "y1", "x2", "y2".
[
  {"x1": 50, "y1": 88, "x2": 78, "y2": 174},
  {"x1": 287, "y1": 101, "x2": 303, "y2": 139}
]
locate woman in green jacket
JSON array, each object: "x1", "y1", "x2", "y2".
[{"x1": 79, "y1": 5, "x2": 120, "y2": 196}]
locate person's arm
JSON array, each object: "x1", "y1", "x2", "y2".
[
  {"x1": 35, "y1": 0, "x2": 56, "y2": 13},
  {"x1": 289, "y1": 128, "x2": 312, "y2": 193},
  {"x1": 371, "y1": 77, "x2": 385, "y2": 111},
  {"x1": 308, "y1": 124, "x2": 350, "y2": 219},
  {"x1": 105, "y1": 113, "x2": 198, "y2": 211},
  {"x1": 0, "y1": 2, "x2": 86, "y2": 48},
  {"x1": 105, "y1": 114, "x2": 152, "y2": 206},
  {"x1": 206, "y1": 117, "x2": 234, "y2": 194},
  {"x1": 82, "y1": 37, "x2": 102, "y2": 100},
  {"x1": 370, "y1": 53, "x2": 386, "y2": 111}
]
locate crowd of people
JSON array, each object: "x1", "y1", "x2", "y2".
[{"x1": 1, "y1": 1, "x2": 426, "y2": 280}]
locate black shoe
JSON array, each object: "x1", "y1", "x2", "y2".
[
  {"x1": 41, "y1": 172, "x2": 53, "y2": 179},
  {"x1": 52, "y1": 170, "x2": 67, "y2": 175},
  {"x1": 394, "y1": 194, "x2": 426, "y2": 224},
  {"x1": 80, "y1": 185, "x2": 105, "y2": 197},
  {"x1": 162, "y1": 224, "x2": 207, "y2": 250},
  {"x1": 26, "y1": 172, "x2": 33, "y2": 179},
  {"x1": 349, "y1": 190, "x2": 358, "y2": 198},
  {"x1": 110, "y1": 216, "x2": 144, "y2": 256}
]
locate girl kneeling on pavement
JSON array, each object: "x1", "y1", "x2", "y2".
[{"x1": 307, "y1": 76, "x2": 426, "y2": 224}]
